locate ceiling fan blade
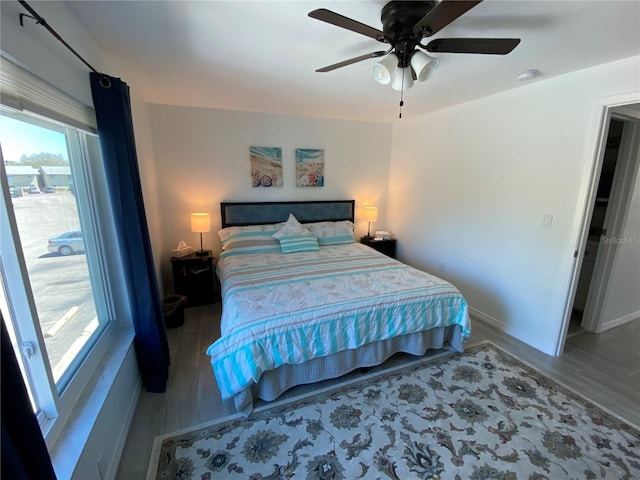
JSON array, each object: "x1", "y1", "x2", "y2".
[
  {"x1": 309, "y1": 9, "x2": 386, "y2": 41},
  {"x1": 425, "y1": 38, "x2": 521, "y2": 55},
  {"x1": 316, "y1": 51, "x2": 388, "y2": 73},
  {"x1": 413, "y1": 0, "x2": 482, "y2": 37}
]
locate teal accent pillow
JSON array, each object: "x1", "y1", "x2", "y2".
[
  {"x1": 278, "y1": 235, "x2": 320, "y2": 254},
  {"x1": 272, "y1": 214, "x2": 320, "y2": 253}
]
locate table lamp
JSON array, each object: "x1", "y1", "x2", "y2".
[
  {"x1": 191, "y1": 213, "x2": 210, "y2": 256},
  {"x1": 363, "y1": 206, "x2": 378, "y2": 239}
]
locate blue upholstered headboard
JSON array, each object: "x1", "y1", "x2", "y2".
[{"x1": 221, "y1": 200, "x2": 355, "y2": 227}]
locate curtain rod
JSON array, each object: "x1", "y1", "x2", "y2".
[{"x1": 18, "y1": 0, "x2": 111, "y2": 87}]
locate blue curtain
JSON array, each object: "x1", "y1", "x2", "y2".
[
  {"x1": 90, "y1": 73, "x2": 170, "y2": 392},
  {"x1": 1, "y1": 316, "x2": 57, "y2": 479}
]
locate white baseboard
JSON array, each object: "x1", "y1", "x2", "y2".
[
  {"x1": 468, "y1": 306, "x2": 506, "y2": 330},
  {"x1": 599, "y1": 310, "x2": 640, "y2": 333}
]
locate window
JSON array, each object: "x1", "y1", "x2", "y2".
[{"x1": 1, "y1": 104, "x2": 117, "y2": 443}]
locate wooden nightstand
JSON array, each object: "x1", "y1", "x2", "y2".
[
  {"x1": 170, "y1": 253, "x2": 219, "y2": 307},
  {"x1": 361, "y1": 237, "x2": 397, "y2": 259}
]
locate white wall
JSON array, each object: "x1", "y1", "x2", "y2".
[
  {"x1": 0, "y1": 2, "x2": 97, "y2": 107},
  {"x1": 129, "y1": 91, "x2": 165, "y2": 291},
  {"x1": 1, "y1": 2, "x2": 145, "y2": 478},
  {"x1": 387, "y1": 56, "x2": 640, "y2": 355},
  {"x1": 146, "y1": 105, "x2": 392, "y2": 293}
]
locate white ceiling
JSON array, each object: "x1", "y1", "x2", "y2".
[{"x1": 63, "y1": 0, "x2": 640, "y2": 123}]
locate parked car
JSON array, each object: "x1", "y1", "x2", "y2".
[
  {"x1": 47, "y1": 230, "x2": 84, "y2": 256},
  {"x1": 43, "y1": 186, "x2": 56, "y2": 193},
  {"x1": 28, "y1": 184, "x2": 41, "y2": 194},
  {"x1": 9, "y1": 186, "x2": 23, "y2": 198}
]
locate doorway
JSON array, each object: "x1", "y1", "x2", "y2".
[
  {"x1": 566, "y1": 103, "x2": 640, "y2": 342},
  {"x1": 570, "y1": 118, "x2": 624, "y2": 332}
]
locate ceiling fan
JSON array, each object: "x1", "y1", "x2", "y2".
[{"x1": 308, "y1": 0, "x2": 520, "y2": 92}]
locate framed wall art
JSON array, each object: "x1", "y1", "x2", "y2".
[
  {"x1": 250, "y1": 146, "x2": 283, "y2": 188},
  {"x1": 295, "y1": 149, "x2": 324, "y2": 187}
]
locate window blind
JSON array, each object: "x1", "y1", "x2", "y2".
[{"x1": 0, "y1": 56, "x2": 96, "y2": 132}]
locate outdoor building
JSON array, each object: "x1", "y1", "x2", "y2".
[
  {"x1": 5, "y1": 165, "x2": 38, "y2": 187},
  {"x1": 39, "y1": 165, "x2": 72, "y2": 188}
]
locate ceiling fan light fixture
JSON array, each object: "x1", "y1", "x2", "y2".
[
  {"x1": 371, "y1": 53, "x2": 398, "y2": 85},
  {"x1": 411, "y1": 51, "x2": 439, "y2": 82},
  {"x1": 309, "y1": 1, "x2": 522, "y2": 115},
  {"x1": 391, "y1": 66, "x2": 413, "y2": 91}
]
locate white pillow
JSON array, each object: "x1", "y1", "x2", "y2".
[
  {"x1": 272, "y1": 214, "x2": 312, "y2": 239},
  {"x1": 218, "y1": 223, "x2": 281, "y2": 254},
  {"x1": 272, "y1": 214, "x2": 321, "y2": 253},
  {"x1": 306, "y1": 220, "x2": 355, "y2": 245}
]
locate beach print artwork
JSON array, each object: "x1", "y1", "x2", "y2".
[
  {"x1": 295, "y1": 149, "x2": 324, "y2": 187},
  {"x1": 250, "y1": 147, "x2": 283, "y2": 187}
]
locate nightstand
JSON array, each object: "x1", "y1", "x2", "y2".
[
  {"x1": 361, "y1": 237, "x2": 397, "y2": 259},
  {"x1": 170, "y1": 253, "x2": 218, "y2": 307}
]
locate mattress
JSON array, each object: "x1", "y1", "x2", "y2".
[{"x1": 206, "y1": 243, "x2": 470, "y2": 409}]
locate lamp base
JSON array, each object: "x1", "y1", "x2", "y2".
[{"x1": 194, "y1": 250, "x2": 209, "y2": 257}]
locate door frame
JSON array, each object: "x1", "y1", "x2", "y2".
[
  {"x1": 555, "y1": 92, "x2": 640, "y2": 356},
  {"x1": 581, "y1": 110, "x2": 640, "y2": 332}
]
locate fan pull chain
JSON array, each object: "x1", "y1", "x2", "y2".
[
  {"x1": 399, "y1": 47, "x2": 406, "y2": 119},
  {"x1": 399, "y1": 73, "x2": 404, "y2": 119}
]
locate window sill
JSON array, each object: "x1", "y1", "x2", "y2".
[{"x1": 49, "y1": 327, "x2": 139, "y2": 479}]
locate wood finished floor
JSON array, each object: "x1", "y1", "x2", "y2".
[{"x1": 116, "y1": 304, "x2": 640, "y2": 479}]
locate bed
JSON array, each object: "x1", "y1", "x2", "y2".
[{"x1": 206, "y1": 200, "x2": 470, "y2": 414}]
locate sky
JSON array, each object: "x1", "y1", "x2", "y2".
[{"x1": 0, "y1": 115, "x2": 69, "y2": 163}]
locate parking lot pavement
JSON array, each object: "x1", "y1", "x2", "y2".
[{"x1": 9, "y1": 192, "x2": 98, "y2": 378}]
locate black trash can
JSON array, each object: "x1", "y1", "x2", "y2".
[{"x1": 162, "y1": 294, "x2": 187, "y2": 328}]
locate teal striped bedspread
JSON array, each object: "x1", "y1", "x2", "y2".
[{"x1": 206, "y1": 243, "x2": 470, "y2": 401}]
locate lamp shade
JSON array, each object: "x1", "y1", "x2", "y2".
[
  {"x1": 391, "y1": 66, "x2": 413, "y2": 91},
  {"x1": 190, "y1": 213, "x2": 210, "y2": 233},
  {"x1": 411, "y1": 51, "x2": 439, "y2": 82},
  {"x1": 363, "y1": 206, "x2": 378, "y2": 222},
  {"x1": 371, "y1": 53, "x2": 398, "y2": 85}
]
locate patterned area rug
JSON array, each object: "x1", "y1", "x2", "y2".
[{"x1": 148, "y1": 342, "x2": 639, "y2": 479}]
